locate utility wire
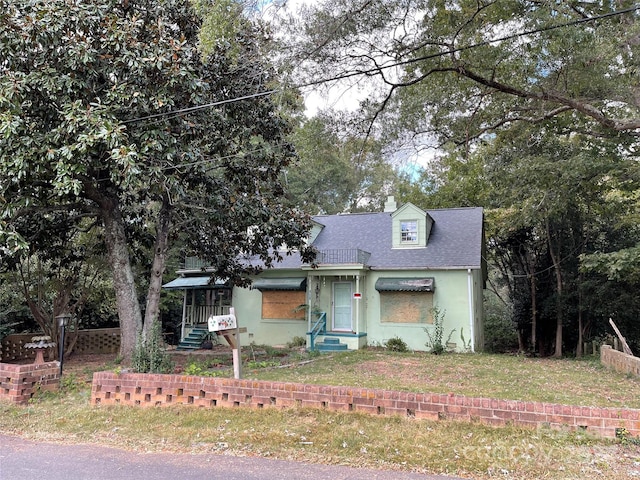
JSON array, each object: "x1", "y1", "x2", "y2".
[
  {"x1": 296, "y1": 4, "x2": 640, "y2": 89},
  {"x1": 122, "y1": 5, "x2": 640, "y2": 125},
  {"x1": 121, "y1": 90, "x2": 277, "y2": 124},
  {"x1": 483, "y1": 237, "x2": 588, "y2": 279}
]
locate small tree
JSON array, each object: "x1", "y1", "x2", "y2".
[{"x1": 424, "y1": 307, "x2": 455, "y2": 355}]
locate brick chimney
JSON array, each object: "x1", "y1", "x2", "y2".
[{"x1": 384, "y1": 195, "x2": 397, "y2": 212}]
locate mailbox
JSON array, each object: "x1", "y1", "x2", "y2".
[{"x1": 208, "y1": 312, "x2": 237, "y2": 332}]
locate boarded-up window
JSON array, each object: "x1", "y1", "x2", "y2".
[
  {"x1": 380, "y1": 291, "x2": 434, "y2": 324},
  {"x1": 262, "y1": 291, "x2": 306, "y2": 320}
]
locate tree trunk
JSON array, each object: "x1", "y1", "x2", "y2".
[
  {"x1": 143, "y1": 197, "x2": 172, "y2": 341},
  {"x1": 101, "y1": 203, "x2": 143, "y2": 363},
  {"x1": 576, "y1": 273, "x2": 584, "y2": 358},
  {"x1": 530, "y1": 272, "x2": 537, "y2": 353},
  {"x1": 547, "y1": 218, "x2": 563, "y2": 358},
  {"x1": 517, "y1": 329, "x2": 525, "y2": 353},
  {"x1": 84, "y1": 181, "x2": 143, "y2": 363},
  {"x1": 94, "y1": 206, "x2": 142, "y2": 363}
]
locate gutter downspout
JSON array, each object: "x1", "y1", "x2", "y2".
[{"x1": 467, "y1": 269, "x2": 475, "y2": 353}]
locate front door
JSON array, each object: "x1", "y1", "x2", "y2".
[{"x1": 333, "y1": 282, "x2": 353, "y2": 331}]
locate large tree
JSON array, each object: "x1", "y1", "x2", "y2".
[
  {"x1": 0, "y1": 0, "x2": 313, "y2": 361},
  {"x1": 398, "y1": 125, "x2": 640, "y2": 356}
]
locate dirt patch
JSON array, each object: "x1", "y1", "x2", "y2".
[
  {"x1": 60, "y1": 345, "x2": 303, "y2": 379},
  {"x1": 354, "y1": 358, "x2": 432, "y2": 383},
  {"x1": 62, "y1": 353, "x2": 119, "y2": 384}
]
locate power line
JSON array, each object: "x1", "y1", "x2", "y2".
[
  {"x1": 122, "y1": 90, "x2": 277, "y2": 124},
  {"x1": 483, "y1": 237, "x2": 589, "y2": 279},
  {"x1": 296, "y1": 4, "x2": 640, "y2": 89},
  {"x1": 121, "y1": 5, "x2": 640, "y2": 125}
]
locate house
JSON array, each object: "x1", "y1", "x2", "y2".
[{"x1": 163, "y1": 197, "x2": 486, "y2": 352}]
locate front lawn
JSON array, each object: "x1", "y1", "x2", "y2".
[
  {"x1": 2, "y1": 349, "x2": 640, "y2": 479},
  {"x1": 246, "y1": 349, "x2": 640, "y2": 409}
]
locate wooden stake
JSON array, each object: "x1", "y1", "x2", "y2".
[{"x1": 609, "y1": 318, "x2": 633, "y2": 356}]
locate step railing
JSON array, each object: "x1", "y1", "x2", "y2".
[
  {"x1": 181, "y1": 305, "x2": 231, "y2": 340},
  {"x1": 185, "y1": 305, "x2": 231, "y2": 326},
  {"x1": 307, "y1": 312, "x2": 327, "y2": 351}
]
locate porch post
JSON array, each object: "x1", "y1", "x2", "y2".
[{"x1": 191, "y1": 289, "x2": 196, "y2": 326}]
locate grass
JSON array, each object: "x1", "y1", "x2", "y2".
[
  {"x1": 2, "y1": 349, "x2": 640, "y2": 479},
  {"x1": 247, "y1": 349, "x2": 640, "y2": 409}
]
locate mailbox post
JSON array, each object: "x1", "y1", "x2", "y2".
[{"x1": 208, "y1": 307, "x2": 242, "y2": 379}]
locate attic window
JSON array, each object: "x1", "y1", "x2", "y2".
[{"x1": 400, "y1": 220, "x2": 418, "y2": 243}]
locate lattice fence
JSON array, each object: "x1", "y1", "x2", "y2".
[
  {"x1": 1, "y1": 328, "x2": 121, "y2": 362},
  {"x1": 72, "y1": 328, "x2": 121, "y2": 355}
]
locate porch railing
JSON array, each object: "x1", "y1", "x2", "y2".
[
  {"x1": 182, "y1": 256, "x2": 209, "y2": 270},
  {"x1": 312, "y1": 249, "x2": 371, "y2": 265},
  {"x1": 307, "y1": 312, "x2": 327, "y2": 351},
  {"x1": 185, "y1": 305, "x2": 231, "y2": 327}
]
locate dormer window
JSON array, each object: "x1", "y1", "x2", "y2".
[
  {"x1": 391, "y1": 202, "x2": 433, "y2": 249},
  {"x1": 401, "y1": 220, "x2": 418, "y2": 243}
]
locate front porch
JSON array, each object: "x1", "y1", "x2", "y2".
[
  {"x1": 302, "y1": 249, "x2": 371, "y2": 352},
  {"x1": 307, "y1": 310, "x2": 368, "y2": 351},
  {"x1": 162, "y1": 274, "x2": 232, "y2": 344}
]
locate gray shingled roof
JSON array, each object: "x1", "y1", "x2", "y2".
[{"x1": 266, "y1": 206, "x2": 484, "y2": 270}]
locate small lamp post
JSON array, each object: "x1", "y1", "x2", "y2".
[{"x1": 55, "y1": 314, "x2": 72, "y2": 376}]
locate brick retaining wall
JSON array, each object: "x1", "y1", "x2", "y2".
[
  {"x1": 0, "y1": 362, "x2": 60, "y2": 405},
  {"x1": 601, "y1": 345, "x2": 640, "y2": 376},
  {"x1": 91, "y1": 371, "x2": 640, "y2": 439}
]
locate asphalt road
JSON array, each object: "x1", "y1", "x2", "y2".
[{"x1": 0, "y1": 435, "x2": 465, "y2": 480}]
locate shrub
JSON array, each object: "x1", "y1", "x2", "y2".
[
  {"x1": 132, "y1": 321, "x2": 174, "y2": 374},
  {"x1": 484, "y1": 296, "x2": 519, "y2": 353},
  {"x1": 184, "y1": 361, "x2": 228, "y2": 377},
  {"x1": 384, "y1": 336, "x2": 409, "y2": 352},
  {"x1": 0, "y1": 319, "x2": 17, "y2": 344},
  {"x1": 286, "y1": 336, "x2": 307, "y2": 348}
]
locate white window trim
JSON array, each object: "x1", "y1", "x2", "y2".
[{"x1": 400, "y1": 220, "x2": 419, "y2": 244}]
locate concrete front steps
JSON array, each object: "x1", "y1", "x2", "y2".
[
  {"x1": 176, "y1": 327, "x2": 209, "y2": 351},
  {"x1": 315, "y1": 337, "x2": 348, "y2": 352}
]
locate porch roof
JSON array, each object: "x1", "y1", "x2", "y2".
[
  {"x1": 375, "y1": 277, "x2": 435, "y2": 292},
  {"x1": 252, "y1": 277, "x2": 307, "y2": 291},
  {"x1": 162, "y1": 276, "x2": 228, "y2": 290}
]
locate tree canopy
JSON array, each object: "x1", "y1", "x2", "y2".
[
  {"x1": 287, "y1": 114, "x2": 398, "y2": 214},
  {"x1": 398, "y1": 125, "x2": 640, "y2": 355},
  {"x1": 281, "y1": 1, "x2": 640, "y2": 147}
]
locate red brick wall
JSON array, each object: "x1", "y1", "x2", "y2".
[
  {"x1": 0, "y1": 362, "x2": 60, "y2": 405},
  {"x1": 91, "y1": 371, "x2": 640, "y2": 439}
]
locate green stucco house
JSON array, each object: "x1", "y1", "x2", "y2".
[{"x1": 164, "y1": 197, "x2": 486, "y2": 352}]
